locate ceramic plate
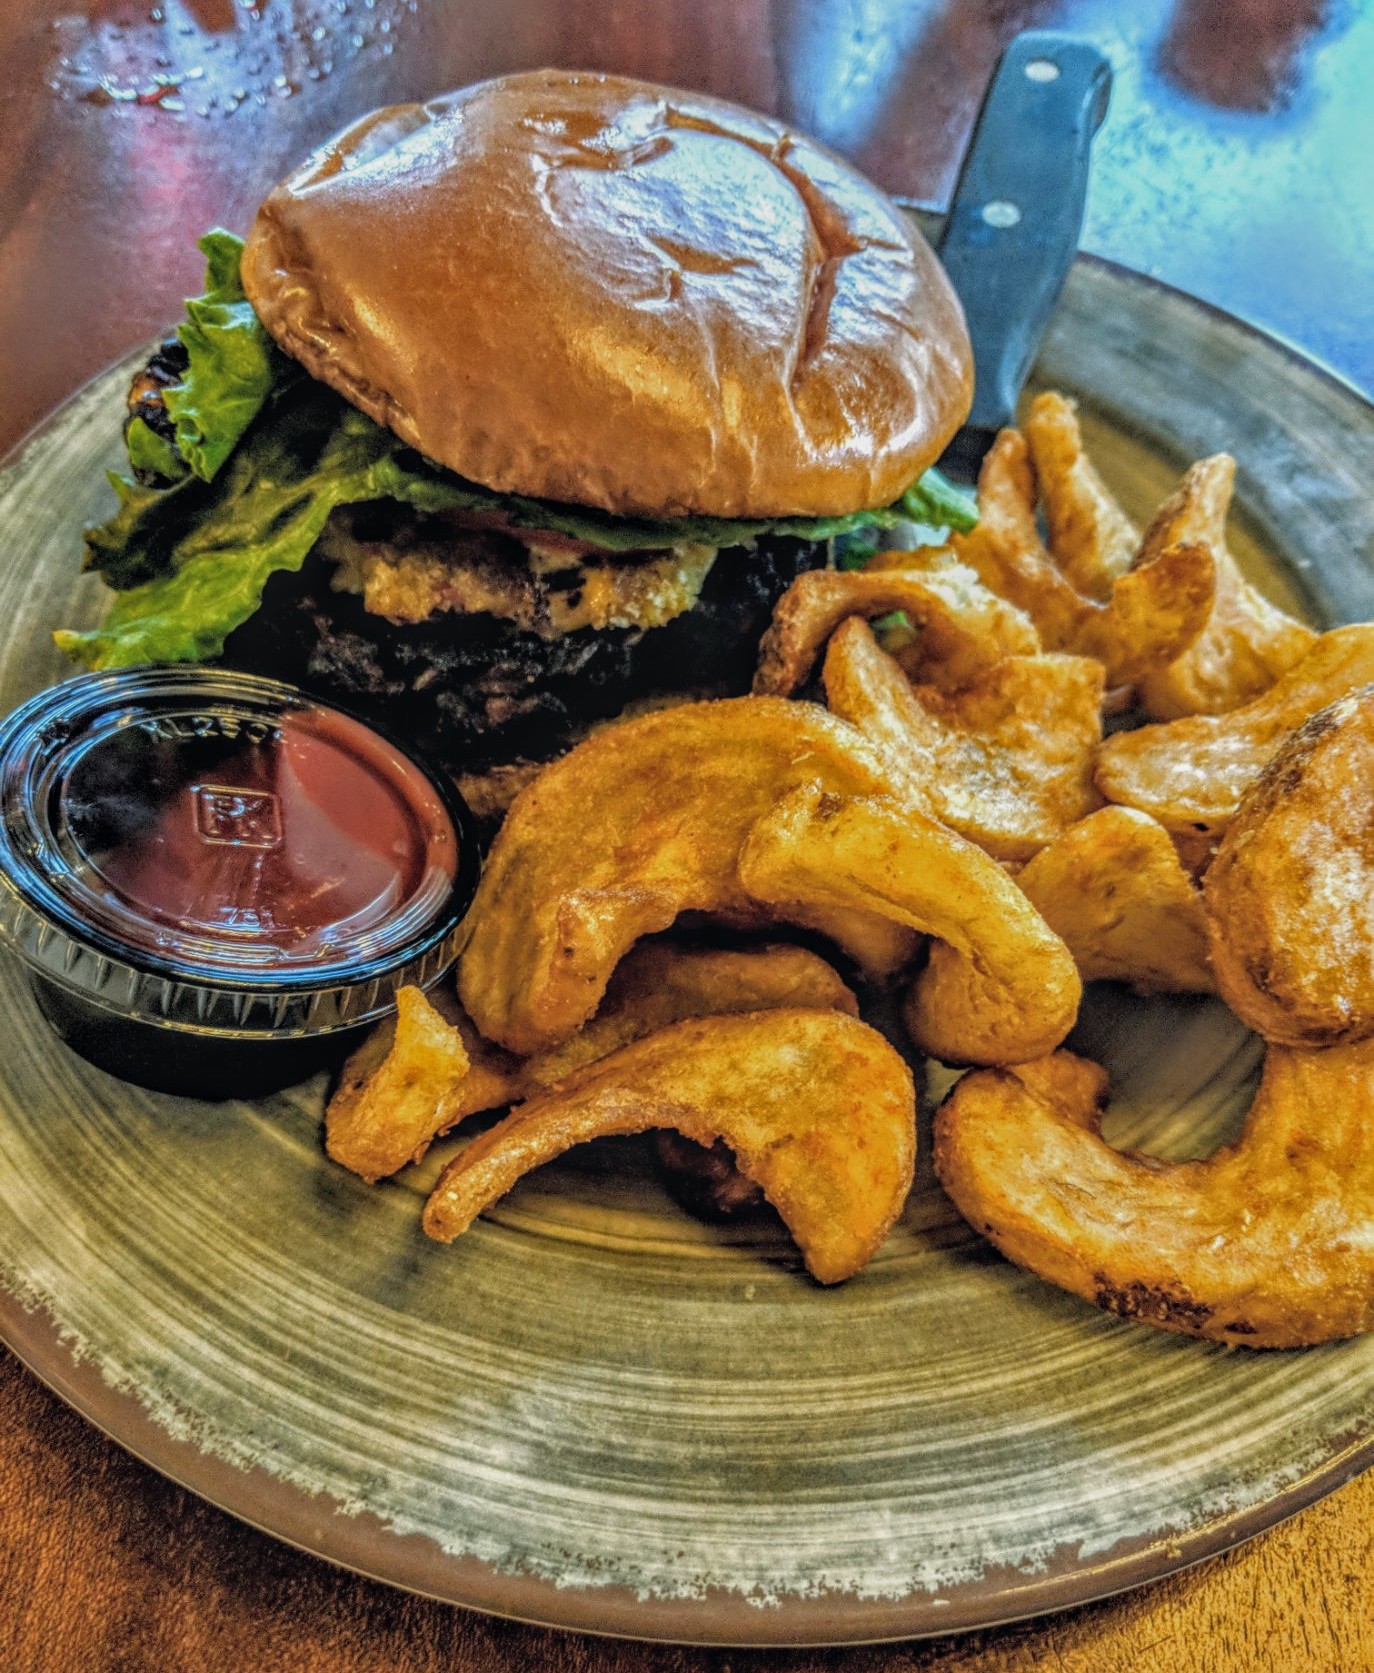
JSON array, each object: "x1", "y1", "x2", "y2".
[{"x1": 0, "y1": 256, "x2": 1371, "y2": 1646}]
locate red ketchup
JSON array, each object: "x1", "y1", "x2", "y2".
[
  {"x1": 71, "y1": 708, "x2": 457, "y2": 971},
  {"x1": 0, "y1": 670, "x2": 479, "y2": 1097}
]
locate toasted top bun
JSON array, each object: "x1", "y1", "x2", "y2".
[{"x1": 242, "y1": 69, "x2": 973, "y2": 520}]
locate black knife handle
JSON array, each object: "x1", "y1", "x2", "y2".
[{"x1": 936, "y1": 33, "x2": 1113, "y2": 438}]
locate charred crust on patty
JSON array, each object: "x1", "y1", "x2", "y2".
[{"x1": 222, "y1": 529, "x2": 828, "y2": 779}]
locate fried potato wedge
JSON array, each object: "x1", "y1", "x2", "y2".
[
  {"x1": 1204, "y1": 687, "x2": 1374, "y2": 1046},
  {"x1": 950, "y1": 428, "x2": 1214, "y2": 686},
  {"x1": 950, "y1": 428, "x2": 1088, "y2": 647},
  {"x1": 1024, "y1": 391, "x2": 1139, "y2": 601},
  {"x1": 738, "y1": 784, "x2": 1081, "y2": 1065},
  {"x1": 1077, "y1": 539, "x2": 1216, "y2": 688},
  {"x1": 423, "y1": 1009, "x2": 917, "y2": 1285},
  {"x1": 326, "y1": 987, "x2": 478, "y2": 1184},
  {"x1": 822, "y1": 617, "x2": 1103, "y2": 862},
  {"x1": 935, "y1": 1043, "x2": 1374, "y2": 1347},
  {"x1": 457, "y1": 699, "x2": 920, "y2": 1055},
  {"x1": 1135, "y1": 455, "x2": 1316, "y2": 719},
  {"x1": 752, "y1": 552, "x2": 1039, "y2": 697},
  {"x1": 328, "y1": 943, "x2": 858, "y2": 1181},
  {"x1": 525, "y1": 940, "x2": 859, "y2": 1085},
  {"x1": 1018, "y1": 807, "x2": 1214, "y2": 993},
  {"x1": 1095, "y1": 623, "x2": 1374, "y2": 838}
]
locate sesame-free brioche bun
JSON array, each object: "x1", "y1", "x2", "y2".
[{"x1": 241, "y1": 69, "x2": 973, "y2": 520}]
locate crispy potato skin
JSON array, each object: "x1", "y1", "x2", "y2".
[
  {"x1": 1134, "y1": 455, "x2": 1316, "y2": 720},
  {"x1": 1018, "y1": 806, "x2": 1214, "y2": 993},
  {"x1": 1095, "y1": 624, "x2": 1374, "y2": 838},
  {"x1": 823, "y1": 617, "x2": 1103, "y2": 862},
  {"x1": 738, "y1": 784, "x2": 1081, "y2": 1065},
  {"x1": 457, "y1": 698, "x2": 920, "y2": 1055},
  {"x1": 752, "y1": 551, "x2": 1038, "y2": 697},
  {"x1": 423, "y1": 1009, "x2": 917, "y2": 1285},
  {"x1": 1204, "y1": 687, "x2": 1374, "y2": 1046},
  {"x1": 935, "y1": 1044, "x2": 1374, "y2": 1347}
]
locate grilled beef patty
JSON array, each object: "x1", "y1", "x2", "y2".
[{"x1": 223, "y1": 531, "x2": 825, "y2": 778}]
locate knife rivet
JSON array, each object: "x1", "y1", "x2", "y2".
[
  {"x1": 1025, "y1": 58, "x2": 1061, "y2": 82},
  {"x1": 981, "y1": 200, "x2": 1022, "y2": 229}
]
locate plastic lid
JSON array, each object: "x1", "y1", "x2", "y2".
[{"x1": 0, "y1": 668, "x2": 480, "y2": 1038}]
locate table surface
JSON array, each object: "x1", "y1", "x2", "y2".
[{"x1": 1, "y1": 2, "x2": 1372, "y2": 1668}]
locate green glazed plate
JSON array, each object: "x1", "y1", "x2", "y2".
[{"x1": 0, "y1": 256, "x2": 1371, "y2": 1645}]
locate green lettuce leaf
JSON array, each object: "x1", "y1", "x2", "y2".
[
  {"x1": 896, "y1": 466, "x2": 978, "y2": 533},
  {"x1": 162, "y1": 230, "x2": 283, "y2": 483},
  {"x1": 308, "y1": 449, "x2": 976, "y2": 555},
  {"x1": 58, "y1": 386, "x2": 398, "y2": 669},
  {"x1": 124, "y1": 416, "x2": 187, "y2": 483}
]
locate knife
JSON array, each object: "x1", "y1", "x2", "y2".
[{"x1": 935, "y1": 31, "x2": 1114, "y2": 487}]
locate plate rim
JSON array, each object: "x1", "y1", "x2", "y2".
[
  {"x1": 5, "y1": 1277, "x2": 1371, "y2": 1647},
  {"x1": 1, "y1": 251, "x2": 1372, "y2": 1647}
]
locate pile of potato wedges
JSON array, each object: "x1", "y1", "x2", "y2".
[{"x1": 327, "y1": 393, "x2": 1374, "y2": 1345}]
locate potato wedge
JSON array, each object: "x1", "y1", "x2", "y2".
[
  {"x1": 738, "y1": 784, "x2": 1081, "y2": 1065},
  {"x1": 822, "y1": 617, "x2": 1103, "y2": 862},
  {"x1": 457, "y1": 699, "x2": 920, "y2": 1055},
  {"x1": 1095, "y1": 623, "x2": 1374, "y2": 838},
  {"x1": 1135, "y1": 455, "x2": 1316, "y2": 719},
  {"x1": 528, "y1": 942, "x2": 857, "y2": 1224},
  {"x1": 423, "y1": 1009, "x2": 917, "y2": 1285},
  {"x1": 1018, "y1": 807, "x2": 1214, "y2": 993},
  {"x1": 1205, "y1": 687, "x2": 1374, "y2": 1046},
  {"x1": 951, "y1": 427, "x2": 1089, "y2": 647},
  {"x1": 752, "y1": 551, "x2": 1038, "y2": 696},
  {"x1": 935, "y1": 1043, "x2": 1374, "y2": 1347},
  {"x1": 1077, "y1": 539, "x2": 1216, "y2": 687},
  {"x1": 525, "y1": 940, "x2": 859, "y2": 1085},
  {"x1": 327, "y1": 943, "x2": 858, "y2": 1181},
  {"x1": 1024, "y1": 391, "x2": 1139, "y2": 601},
  {"x1": 326, "y1": 987, "x2": 477, "y2": 1184},
  {"x1": 951, "y1": 428, "x2": 1215, "y2": 686}
]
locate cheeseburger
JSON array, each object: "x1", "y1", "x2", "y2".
[{"x1": 59, "y1": 70, "x2": 975, "y2": 812}]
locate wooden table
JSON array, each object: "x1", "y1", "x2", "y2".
[{"x1": 2, "y1": 2, "x2": 1371, "y2": 1667}]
